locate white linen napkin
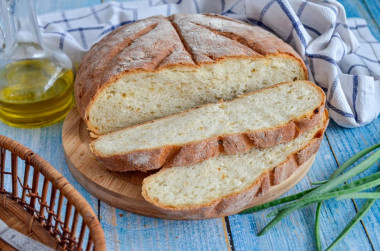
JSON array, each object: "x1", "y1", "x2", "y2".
[{"x1": 38, "y1": 0, "x2": 380, "y2": 128}]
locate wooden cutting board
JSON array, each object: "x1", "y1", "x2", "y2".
[{"x1": 62, "y1": 108, "x2": 316, "y2": 220}]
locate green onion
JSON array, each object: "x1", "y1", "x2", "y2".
[
  {"x1": 337, "y1": 192, "x2": 380, "y2": 200},
  {"x1": 330, "y1": 143, "x2": 380, "y2": 179},
  {"x1": 315, "y1": 203, "x2": 322, "y2": 251},
  {"x1": 314, "y1": 142, "x2": 380, "y2": 250},
  {"x1": 242, "y1": 170, "x2": 380, "y2": 216},
  {"x1": 311, "y1": 180, "x2": 328, "y2": 185},
  {"x1": 240, "y1": 143, "x2": 380, "y2": 215},
  {"x1": 326, "y1": 186, "x2": 380, "y2": 251},
  {"x1": 266, "y1": 179, "x2": 380, "y2": 217},
  {"x1": 239, "y1": 187, "x2": 317, "y2": 214},
  {"x1": 266, "y1": 171, "x2": 380, "y2": 217},
  {"x1": 261, "y1": 149, "x2": 380, "y2": 223},
  {"x1": 295, "y1": 148, "x2": 380, "y2": 198},
  {"x1": 258, "y1": 147, "x2": 380, "y2": 239},
  {"x1": 257, "y1": 203, "x2": 304, "y2": 236},
  {"x1": 238, "y1": 142, "x2": 380, "y2": 249}
]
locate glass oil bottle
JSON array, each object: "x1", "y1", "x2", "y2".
[{"x1": 0, "y1": 0, "x2": 74, "y2": 128}]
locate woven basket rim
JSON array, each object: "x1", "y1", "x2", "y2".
[{"x1": 0, "y1": 134, "x2": 106, "y2": 250}]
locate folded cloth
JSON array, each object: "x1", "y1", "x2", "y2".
[{"x1": 38, "y1": 0, "x2": 380, "y2": 128}]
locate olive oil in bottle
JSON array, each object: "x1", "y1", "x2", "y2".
[
  {"x1": 0, "y1": 0, "x2": 75, "y2": 128},
  {"x1": 0, "y1": 59, "x2": 74, "y2": 128}
]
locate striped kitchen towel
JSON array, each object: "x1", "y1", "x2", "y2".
[{"x1": 38, "y1": 0, "x2": 380, "y2": 128}]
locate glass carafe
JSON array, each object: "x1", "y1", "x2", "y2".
[{"x1": 0, "y1": 0, "x2": 74, "y2": 128}]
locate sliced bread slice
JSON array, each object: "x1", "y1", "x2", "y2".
[
  {"x1": 90, "y1": 81, "x2": 325, "y2": 172},
  {"x1": 141, "y1": 110, "x2": 328, "y2": 219}
]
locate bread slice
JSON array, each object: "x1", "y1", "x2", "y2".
[
  {"x1": 75, "y1": 14, "x2": 307, "y2": 135},
  {"x1": 90, "y1": 81, "x2": 325, "y2": 172},
  {"x1": 141, "y1": 110, "x2": 328, "y2": 219}
]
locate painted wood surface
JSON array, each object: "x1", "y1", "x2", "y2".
[
  {"x1": 325, "y1": 120, "x2": 380, "y2": 249},
  {"x1": 0, "y1": 0, "x2": 379, "y2": 250},
  {"x1": 338, "y1": 0, "x2": 380, "y2": 40},
  {"x1": 100, "y1": 204, "x2": 230, "y2": 251}
]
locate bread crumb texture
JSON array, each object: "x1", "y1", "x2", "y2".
[
  {"x1": 93, "y1": 81, "x2": 322, "y2": 155},
  {"x1": 143, "y1": 122, "x2": 323, "y2": 207}
]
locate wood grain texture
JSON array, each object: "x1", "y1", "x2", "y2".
[
  {"x1": 325, "y1": 118, "x2": 380, "y2": 249},
  {"x1": 338, "y1": 0, "x2": 380, "y2": 40},
  {"x1": 99, "y1": 204, "x2": 230, "y2": 251},
  {"x1": 62, "y1": 108, "x2": 317, "y2": 219},
  {"x1": 364, "y1": 0, "x2": 380, "y2": 32}
]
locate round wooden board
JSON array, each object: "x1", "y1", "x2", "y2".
[{"x1": 62, "y1": 108, "x2": 316, "y2": 220}]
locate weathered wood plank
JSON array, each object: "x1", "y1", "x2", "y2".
[
  {"x1": 325, "y1": 116, "x2": 380, "y2": 249},
  {"x1": 227, "y1": 136, "x2": 373, "y2": 250},
  {"x1": 338, "y1": 0, "x2": 380, "y2": 40},
  {"x1": 364, "y1": 0, "x2": 380, "y2": 32},
  {"x1": 99, "y1": 202, "x2": 230, "y2": 250}
]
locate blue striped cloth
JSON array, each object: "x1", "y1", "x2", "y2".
[{"x1": 39, "y1": 0, "x2": 380, "y2": 128}]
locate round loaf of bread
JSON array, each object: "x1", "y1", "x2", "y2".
[{"x1": 75, "y1": 13, "x2": 307, "y2": 135}]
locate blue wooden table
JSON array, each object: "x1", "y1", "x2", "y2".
[{"x1": 1, "y1": 0, "x2": 379, "y2": 250}]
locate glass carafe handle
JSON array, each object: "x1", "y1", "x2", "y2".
[
  {"x1": 0, "y1": 0, "x2": 44, "y2": 59},
  {"x1": 0, "y1": 0, "x2": 14, "y2": 56},
  {"x1": 0, "y1": 0, "x2": 7, "y2": 54},
  {"x1": 0, "y1": 24, "x2": 4, "y2": 53}
]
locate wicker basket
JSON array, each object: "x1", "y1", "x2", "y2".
[{"x1": 0, "y1": 135, "x2": 105, "y2": 250}]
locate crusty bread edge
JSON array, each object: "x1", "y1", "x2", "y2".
[
  {"x1": 90, "y1": 81, "x2": 325, "y2": 172},
  {"x1": 140, "y1": 110, "x2": 329, "y2": 219},
  {"x1": 81, "y1": 52, "x2": 308, "y2": 136}
]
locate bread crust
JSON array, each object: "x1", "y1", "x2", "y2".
[
  {"x1": 74, "y1": 14, "x2": 308, "y2": 135},
  {"x1": 141, "y1": 110, "x2": 329, "y2": 219},
  {"x1": 90, "y1": 81, "x2": 325, "y2": 172}
]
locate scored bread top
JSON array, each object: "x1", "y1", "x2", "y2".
[{"x1": 75, "y1": 13, "x2": 307, "y2": 122}]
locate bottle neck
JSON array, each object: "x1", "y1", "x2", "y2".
[{"x1": 0, "y1": 0, "x2": 44, "y2": 59}]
